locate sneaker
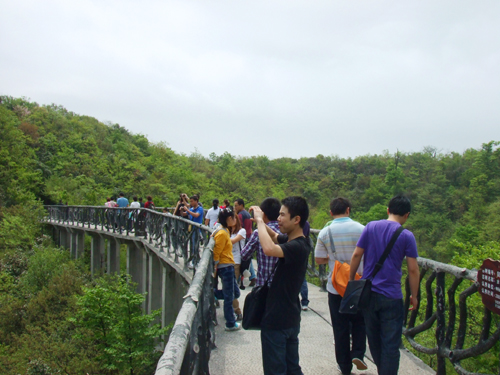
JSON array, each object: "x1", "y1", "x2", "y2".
[
  {"x1": 249, "y1": 279, "x2": 256, "y2": 287},
  {"x1": 236, "y1": 313, "x2": 243, "y2": 321},
  {"x1": 240, "y1": 284, "x2": 246, "y2": 290},
  {"x1": 352, "y1": 358, "x2": 368, "y2": 370},
  {"x1": 225, "y1": 322, "x2": 241, "y2": 331},
  {"x1": 301, "y1": 305, "x2": 309, "y2": 311}
]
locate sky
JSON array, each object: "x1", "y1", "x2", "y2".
[{"x1": 1, "y1": 0, "x2": 500, "y2": 159}]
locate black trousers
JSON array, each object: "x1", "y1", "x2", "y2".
[{"x1": 328, "y1": 292, "x2": 367, "y2": 375}]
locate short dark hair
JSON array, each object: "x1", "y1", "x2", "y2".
[
  {"x1": 190, "y1": 195, "x2": 199, "y2": 202},
  {"x1": 260, "y1": 197, "x2": 281, "y2": 221},
  {"x1": 218, "y1": 207, "x2": 235, "y2": 228},
  {"x1": 147, "y1": 195, "x2": 153, "y2": 201},
  {"x1": 133, "y1": 196, "x2": 138, "y2": 201},
  {"x1": 330, "y1": 197, "x2": 351, "y2": 216},
  {"x1": 119, "y1": 192, "x2": 124, "y2": 197},
  {"x1": 388, "y1": 195, "x2": 411, "y2": 216},
  {"x1": 139, "y1": 197, "x2": 143, "y2": 201},
  {"x1": 212, "y1": 199, "x2": 219, "y2": 205},
  {"x1": 235, "y1": 198, "x2": 245, "y2": 207},
  {"x1": 281, "y1": 196, "x2": 309, "y2": 228}
]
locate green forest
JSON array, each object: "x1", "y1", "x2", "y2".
[{"x1": 1, "y1": 95, "x2": 500, "y2": 374}]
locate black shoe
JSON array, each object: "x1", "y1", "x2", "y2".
[
  {"x1": 249, "y1": 279, "x2": 256, "y2": 287},
  {"x1": 240, "y1": 284, "x2": 246, "y2": 290}
]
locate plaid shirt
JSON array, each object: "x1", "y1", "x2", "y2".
[{"x1": 240, "y1": 221, "x2": 281, "y2": 286}]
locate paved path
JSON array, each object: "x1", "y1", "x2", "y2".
[{"x1": 210, "y1": 271, "x2": 434, "y2": 375}]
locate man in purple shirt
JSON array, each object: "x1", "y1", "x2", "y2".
[
  {"x1": 349, "y1": 195, "x2": 420, "y2": 375},
  {"x1": 240, "y1": 197, "x2": 281, "y2": 286}
]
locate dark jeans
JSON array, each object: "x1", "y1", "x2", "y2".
[
  {"x1": 300, "y1": 278, "x2": 309, "y2": 307},
  {"x1": 261, "y1": 326, "x2": 303, "y2": 375},
  {"x1": 328, "y1": 292, "x2": 366, "y2": 375},
  {"x1": 363, "y1": 292, "x2": 404, "y2": 375},
  {"x1": 214, "y1": 266, "x2": 240, "y2": 328}
]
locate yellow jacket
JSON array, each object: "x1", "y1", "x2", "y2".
[{"x1": 213, "y1": 227, "x2": 235, "y2": 266}]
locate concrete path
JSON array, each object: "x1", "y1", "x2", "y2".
[{"x1": 209, "y1": 270, "x2": 434, "y2": 375}]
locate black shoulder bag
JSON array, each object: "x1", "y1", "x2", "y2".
[
  {"x1": 242, "y1": 261, "x2": 279, "y2": 330},
  {"x1": 339, "y1": 226, "x2": 404, "y2": 314}
]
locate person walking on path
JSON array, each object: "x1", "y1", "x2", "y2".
[
  {"x1": 314, "y1": 197, "x2": 367, "y2": 374},
  {"x1": 349, "y1": 195, "x2": 420, "y2": 375},
  {"x1": 213, "y1": 207, "x2": 241, "y2": 331},
  {"x1": 250, "y1": 196, "x2": 311, "y2": 375},
  {"x1": 234, "y1": 198, "x2": 257, "y2": 286},
  {"x1": 229, "y1": 214, "x2": 246, "y2": 321}
]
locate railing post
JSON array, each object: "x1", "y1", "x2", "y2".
[
  {"x1": 70, "y1": 230, "x2": 78, "y2": 258},
  {"x1": 436, "y1": 271, "x2": 446, "y2": 375},
  {"x1": 90, "y1": 235, "x2": 105, "y2": 277},
  {"x1": 107, "y1": 237, "x2": 121, "y2": 274}
]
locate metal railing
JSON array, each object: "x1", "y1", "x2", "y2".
[{"x1": 43, "y1": 207, "x2": 500, "y2": 374}]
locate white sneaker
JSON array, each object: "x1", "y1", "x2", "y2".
[
  {"x1": 225, "y1": 322, "x2": 241, "y2": 331},
  {"x1": 301, "y1": 305, "x2": 309, "y2": 311}
]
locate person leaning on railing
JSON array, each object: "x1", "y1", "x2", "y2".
[{"x1": 212, "y1": 207, "x2": 242, "y2": 331}]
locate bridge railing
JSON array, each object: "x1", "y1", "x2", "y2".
[{"x1": 43, "y1": 207, "x2": 499, "y2": 374}]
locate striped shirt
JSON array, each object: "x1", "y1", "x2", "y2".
[
  {"x1": 240, "y1": 221, "x2": 281, "y2": 286},
  {"x1": 314, "y1": 217, "x2": 364, "y2": 295}
]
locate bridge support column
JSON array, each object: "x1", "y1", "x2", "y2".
[
  {"x1": 161, "y1": 263, "x2": 184, "y2": 330},
  {"x1": 127, "y1": 242, "x2": 146, "y2": 295},
  {"x1": 75, "y1": 231, "x2": 85, "y2": 259},
  {"x1": 91, "y1": 235, "x2": 105, "y2": 277},
  {"x1": 107, "y1": 238, "x2": 121, "y2": 274},
  {"x1": 148, "y1": 252, "x2": 162, "y2": 317},
  {"x1": 70, "y1": 231, "x2": 77, "y2": 258},
  {"x1": 60, "y1": 228, "x2": 70, "y2": 250}
]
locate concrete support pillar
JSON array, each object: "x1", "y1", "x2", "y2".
[
  {"x1": 70, "y1": 231, "x2": 77, "y2": 259},
  {"x1": 148, "y1": 252, "x2": 162, "y2": 316},
  {"x1": 91, "y1": 235, "x2": 105, "y2": 277},
  {"x1": 107, "y1": 237, "x2": 121, "y2": 274},
  {"x1": 52, "y1": 227, "x2": 60, "y2": 246},
  {"x1": 142, "y1": 249, "x2": 149, "y2": 311},
  {"x1": 75, "y1": 231, "x2": 85, "y2": 259},
  {"x1": 60, "y1": 228, "x2": 70, "y2": 249},
  {"x1": 127, "y1": 242, "x2": 146, "y2": 295}
]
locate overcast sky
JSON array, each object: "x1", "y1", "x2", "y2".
[{"x1": 1, "y1": 1, "x2": 499, "y2": 159}]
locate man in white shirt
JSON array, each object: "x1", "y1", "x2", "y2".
[{"x1": 205, "y1": 199, "x2": 220, "y2": 228}]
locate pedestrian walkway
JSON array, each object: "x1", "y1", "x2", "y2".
[{"x1": 210, "y1": 276, "x2": 434, "y2": 375}]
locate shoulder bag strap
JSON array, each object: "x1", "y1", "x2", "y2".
[
  {"x1": 327, "y1": 226, "x2": 337, "y2": 260},
  {"x1": 371, "y1": 225, "x2": 405, "y2": 280}
]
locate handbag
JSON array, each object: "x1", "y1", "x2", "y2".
[
  {"x1": 242, "y1": 262, "x2": 278, "y2": 330},
  {"x1": 328, "y1": 228, "x2": 361, "y2": 297},
  {"x1": 339, "y1": 225, "x2": 404, "y2": 314}
]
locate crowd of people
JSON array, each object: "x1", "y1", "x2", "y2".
[{"x1": 101, "y1": 192, "x2": 418, "y2": 375}]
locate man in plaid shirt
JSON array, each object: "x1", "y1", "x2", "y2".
[{"x1": 240, "y1": 197, "x2": 281, "y2": 286}]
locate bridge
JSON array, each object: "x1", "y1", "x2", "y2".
[{"x1": 42, "y1": 205, "x2": 500, "y2": 375}]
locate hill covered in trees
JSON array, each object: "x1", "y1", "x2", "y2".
[
  {"x1": 1, "y1": 95, "x2": 500, "y2": 373},
  {"x1": 2, "y1": 95, "x2": 500, "y2": 262}
]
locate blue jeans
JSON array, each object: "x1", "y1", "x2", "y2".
[
  {"x1": 214, "y1": 266, "x2": 240, "y2": 328},
  {"x1": 363, "y1": 292, "x2": 404, "y2": 375},
  {"x1": 249, "y1": 261, "x2": 256, "y2": 280},
  {"x1": 300, "y1": 278, "x2": 308, "y2": 307},
  {"x1": 261, "y1": 326, "x2": 303, "y2": 375}
]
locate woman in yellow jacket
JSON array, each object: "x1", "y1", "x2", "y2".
[{"x1": 213, "y1": 207, "x2": 242, "y2": 331}]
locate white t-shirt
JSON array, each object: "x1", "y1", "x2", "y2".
[
  {"x1": 130, "y1": 201, "x2": 141, "y2": 209},
  {"x1": 206, "y1": 207, "x2": 220, "y2": 228},
  {"x1": 230, "y1": 228, "x2": 246, "y2": 265}
]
